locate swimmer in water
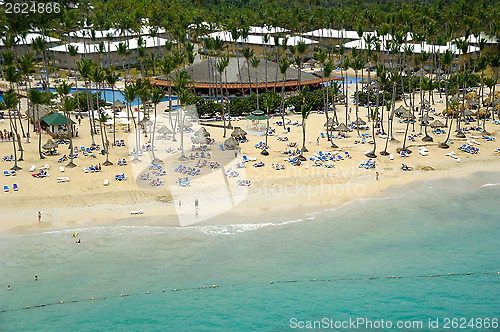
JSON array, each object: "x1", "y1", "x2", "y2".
[
  {"x1": 35, "y1": 275, "x2": 37, "y2": 281},
  {"x1": 8, "y1": 285, "x2": 11, "y2": 290},
  {"x1": 75, "y1": 239, "x2": 80, "y2": 244}
]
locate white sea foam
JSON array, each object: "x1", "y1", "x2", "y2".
[{"x1": 480, "y1": 183, "x2": 499, "y2": 188}]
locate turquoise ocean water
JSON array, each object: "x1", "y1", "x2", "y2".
[{"x1": 0, "y1": 171, "x2": 499, "y2": 330}]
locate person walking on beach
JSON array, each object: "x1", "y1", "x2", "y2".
[
  {"x1": 195, "y1": 199, "x2": 199, "y2": 210},
  {"x1": 38, "y1": 211, "x2": 41, "y2": 223},
  {"x1": 376, "y1": 172, "x2": 379, "y2": 181}
]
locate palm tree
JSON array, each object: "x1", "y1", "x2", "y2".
[
  {"x1": 0, "y1": 89, "x2": 21, "y2": 170},
  {"x1": 250, "y1": 56, "x2": 261, "y2": 110},
  {"x1": 150, "y1": 86, "x2": 166, "y2": 163},
  {"x1": 242, "y1": 47, "x2": 254, "y2": 95},
  {"x1": 173, "y1": 70, "x2": 193, "y2": 160},
  {"x1": 350, "y1": 54, "x2": 364, "y2": 137},
  {"x1": 365, "y1": 108, "x2": 379, "y2": 158},
  {"x1": 60, "y1": 97, "x2": 78, "y2": 167},
  {"x1": 56, "y1": 81, "x2": 77, "y2": 167},
  {"x1": 96, "y1": 112, "x2": 113, "y2": 166},
  {"x1": 105, "y1": 69, "x2": 120, "y2": 144},
  {"x1": 440, "y1": 49, "x2": 454, "y2": 128},
  {"x1": 215, "y1": 56, "x2": 229, "y2": 137},
  {"x1": 489, "y1": 52, "x2": 500, "y2": 121},
  {"x1": 297, "y1": 88, "x2": 311, "y2": 162},
  {"x1": 296, "y1": 40, "x2": 309, "y2": 92},
  {"x1": 278, "y1": 58, "x2": 290, "y2": 130},
  {"x1": 31, "y1": 36, "x2": 50, "y2": 92},
  {"x1": 27, "y1": 88, "x2": 48, "y2": 159},
  {"x1": 77, "y1": 58, "x2": 96, "y2": 145},
  {"x1": 261, "y1": 92, "x2": 272, "y2": 156},
  {"x1": 160, "y1": 56, "x2": 177, "y2": 141}
]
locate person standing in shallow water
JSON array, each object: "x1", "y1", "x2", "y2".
[{"x1": 38, "y1": 211, "x2": 41, "y2": 223}]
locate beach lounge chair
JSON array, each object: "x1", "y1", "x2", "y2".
[
  {"x1": 10, "y1": 170, "x2": 16, "y2": 176},
  {"x1": 40, "y1": 164, "x2": 50, "y2": 170},
  {"x1": 57, "y1": 177, "x2": 69, "y2": 183},
  {"x1": 3, "y1": 185, "x2": 8, "y2": 192},
  {"x1": 130, "y1": 209, "x2": 143, "y2": 215},
  {"x1": 13, "y1": 184, "x2": 18, "y2": 191},
  {"x1": 60, "y1": 166, "x2": 65, "y2": 172},
  {"x1": 4, "y1": 170, "x2": 10, "y2": 176},
  {"x1": 83, "y1": 167, "x2": 88, "y2": 173},
  {"x1": 103, "y1": 179, "x2": 109, "y2": 186},
  {"x1": 29, "y1": 165, "x2": 36, "y2": 172}
]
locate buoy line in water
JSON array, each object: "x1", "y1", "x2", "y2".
[{"x1": 1, "y1": 271, "x2": 498, "y2": 314}]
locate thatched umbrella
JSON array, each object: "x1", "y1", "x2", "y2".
[
  {"x1": 365, "y1": 62, "x2": 376, "y2": 70},
  {"x1": 231, "y1": 127, "x2": 247, "y2": 138},
  {"x1": 334, "y1": 59, "x2": 342, "y2": 67},
  {"x1": 430, "y1": 119, "x2": 445, "y2": 128},
  {"x1": 465, "y1": 91, "x2": 479, "y2": 100},
  {"x1": 194, "y1": 127, "x2": 210, "y2": 137},
  {"x1": 466, "y1": 98, "x2": 479, "y2": 106},
  {"x1": 420, "y1": 114, "x2": 434, "y2": 123},
  {"x1": 401, "y1": 110, "x2": 416, "y2": 120},
  {"x1": 55, "y1": 129, "x2": 69, "y2": 139},
  {"x1": 394, "y1": 105, "x2": 407, "y2": 117},
  {"x1": 42, "y1": 139, "x2": 57, "y2": 151},
  {"x1": 335, "y1": 123, "x2": 350, "y2": 132},
  {"x1": 413, "y1": 69, "x2": 427, "y2": 77},
  {"x1": 192, "y1": 135, "x2": 209, "y2": 145},
  {"x1": 475, "y1": 108, "x2": 491, "y2": 118},
  {"x1": 324, "y1": 118, "x2": 337, "y2": 127},
  {"x1": 352, "y1": 118, "x2": 366, "y2": 126},
  {"x1": 450, "y1": 94, "x2": 463, "y2": 102},
  {"x1": 182, "y1": 121, "x2": 193, "y2": 128},
  {"x1": 113, "y1": 100, "x2": 126, "y2": 109},
  {"x1": 157, "y1": 125, "x2": 172, "y2": 135},
  {"x1": 224, "y1": 137, "x2": 239, "y2": 149},
  {"x1": 434, "y1": 68, "x2": 445, "y2": 75},
  {"x1": 463, "y1": 109, "x2": 474, "y2": 117}
]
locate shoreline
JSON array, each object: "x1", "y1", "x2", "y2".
[{"x1": 1, "y1": 159, "x2": 498, "y2": 237}]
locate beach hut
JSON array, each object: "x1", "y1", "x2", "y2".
[
  {"x1": 224, "y1": 137, "x2": 239, "y2": 150},
  {"x1": 41, "y1": 112, "x2": 76, "y2": 134},
  {"x1": 245, "y1": 110, "x2": 268, "y2": 135},
  {"x1": 194, "y1": 127, "x2": 210, "y2": 137},
  {"x1": 231, "y1": 127, "x2": 247, "y2": 139},
  {"x1": 430, "y1": 120, "x2": 445, "y2": 128}
]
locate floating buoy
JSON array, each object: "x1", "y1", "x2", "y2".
[
  {"x1": 270, "y1": 281, "x2": 273, "y2": 284},
  {"x1": 398, "y1": 276, "x2": 401, "y2": 278},
  {"x1": 467, "y1": 273, "x2": 470, "y2": 275},
  {"x1": 162, "y1": 290, "x2": 166, "y2": 293},
  {"x1": 174, "y1": 289, "x2": 178, "y2": 291},
  {"x1": 60, "y1": 301, "x2": 64, "y2": 304},
  {"x1": 120, "y1": 294, "x2": 124, "y2": 297},
  {"x1": 203, "y1": 286, "x2": 206, "y2": 289},
  {"x1": 146, "y1": 292, "x2": 150, "y2": 294}
]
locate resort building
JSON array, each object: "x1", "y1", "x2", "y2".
[
  {"x1": 0, "y1": 32, "x2": 60, "y2": 60},
  {"x1": 49, "y1": 36, "x2": 170, "y2": 70},
  {"x1": 201, "y1": 31, "x2": 318, "y2": 60}
]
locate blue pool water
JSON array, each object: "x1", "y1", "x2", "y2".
[
  {"x1": 44, "y1": 87, "x2": 174, "y2": 106},
  {"x1": 0, "y1": 172, "x2": 499, "y2": 330}
]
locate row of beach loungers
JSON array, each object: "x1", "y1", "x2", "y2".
[
  {"x1": 174, "y1": 166, "x2": 201, "y2": 176},
  {"x1": 357, "y1": 160, "x2": 376, "y2": 169},
  {"x1": 459, "y1": 144, "x2": 479, "y2": 154},
  {"x1": 139, "y1": 172, "x2": 165, "y2": 187},
  {"x1": 3, "y1": 184, "x2": 18, "y2": 192}
]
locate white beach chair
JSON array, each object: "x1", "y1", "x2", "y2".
[
  {"x1": 29, "y1": 165, "x2": 36, "y2": 172},
  {"x1": 103, "y1": 179, "x2": 109, "y2": 186},
  {"x1": 40, "y1": 164, "x2": 50, "y2": 170},
  {"x1": 389, "y1": 154, "x2": 394, "y2": 160},
  {"x1": 419, "y1": 150, "x2": 428, "y2": 156},
  {"x1": 60, "y1": 166, "x2": 65, "y2": 172},
  {"x1": 83, "y1": 167, "x2": 88, "y2": 173},
  {"x1": 57, "y1": 177, "x2": 69, "y2": 183},
  {"x1": 130, "y1": 209, "x2": 143, "y2": 215}
]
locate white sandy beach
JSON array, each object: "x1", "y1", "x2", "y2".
[{"x1": 1, "y1": 79, "x2": 499, "y2": 234}]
